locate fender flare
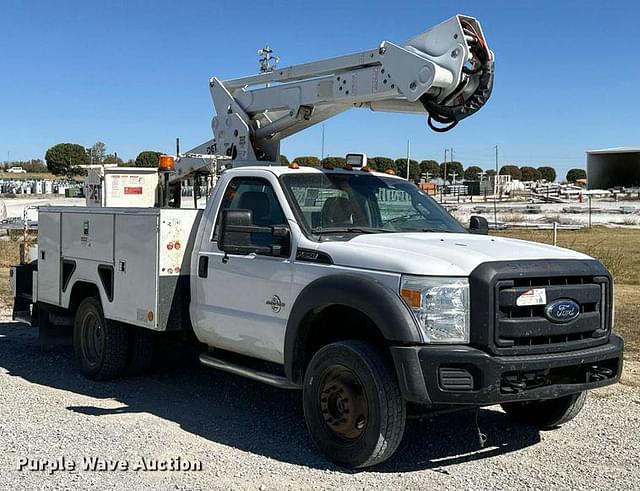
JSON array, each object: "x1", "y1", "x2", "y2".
[{"x1": 283, "y1": 273, "x2": 422, "y2": 383}]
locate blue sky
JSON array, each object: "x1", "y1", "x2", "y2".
[{"x1": 1, "y1": 0, "x2": 638, "y2": 177}]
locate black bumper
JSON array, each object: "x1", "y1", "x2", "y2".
[{"x1": 390, "y1": 333, "x2": 624, "y2": 406}]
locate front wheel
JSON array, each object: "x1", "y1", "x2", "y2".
[
  {"x1": 303, "y1": 341, "x2": 406, "y2": 468},
  {"x1": 501, "y1": 391, "x2": 587, "y2": 429},
  {"x1": 73, "y1": 297, "x2": 128, "y2": 380}
]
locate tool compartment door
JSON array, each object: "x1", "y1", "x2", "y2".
[
  {"x1": 110, "y1": 213, "x2": 159, "y2": 329},
  {"x1": 61, "y1": 212, "x2": 114, "y2": 262},
  {"x1": 37, "y1": 211, "x2": 62, "y2": 305}
]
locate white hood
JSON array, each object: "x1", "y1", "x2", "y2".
[{"x1": 317, "y1": 233, "x2": 591, "y2": 276}]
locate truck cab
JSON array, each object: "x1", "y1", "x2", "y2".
[{"x1": 188, "y1": 164, "x2": 623, "y2": 466}]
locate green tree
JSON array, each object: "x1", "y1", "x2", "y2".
[
  {"x1": 45, "y1": 143, "x2": 90, "y2": 176},
  {"x1": 566, "y1": 168, "x2": 587, "y2": 183},
  {"x1": 292, "y1": 156, "x2": 321, "y2": 167},
  {"x1": 321, "y1": 156, "x2": 347, "y2": 168},
  {"x1": 520, "y1": 166, "x2": 541, "y2": 181},
  {"x1": 279, "y1": 154, "x2": 289, "y2": 165},
  {"x1": 464, "y1": 165, "x2": 483, "y2": 181},
  {"x1": 394, "y1": 158, "x2": 418, "y2": 179},
  {"x1": 401, "y1": 160, "x2": 421, "y2": 182},
  {"x1": 499, "y1": 165, "x2": 522, "y2": 180},
  {"x1": 135, "y1": 151, "x2": 162, "y2": 168},
  {"x1": 538, "y1": 166, "x2": 557, "y2": 182},
  {"x1": 369, "y1": 156, "x2": 394, "y2": 171},
  {"x1": 440, "y1": 161, "x2": 463, "y2": 181},
  {"x1": 88, "y1": 141, "x2": 107, "y2": 164},
  {"x1": 104, "y1": 153, "x2": 124, "y2": 166},
  {"x1": 419, "y1": 159, "x2": 440, "y2": 178},
  {"x1": 485, "y1": 169, "x2": 497, "y2": 177}
]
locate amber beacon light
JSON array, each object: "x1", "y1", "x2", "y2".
[{"x1": 159, "y1": 155, "x2": 175, "y2": 171}]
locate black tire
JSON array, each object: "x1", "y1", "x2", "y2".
[
  {"x1": 303, "y1": 340, "x2": 406, "y2": 468},
  {"x1": 127, "y1": 326, "x2": 155, "y2": 375},
  {"x1": 73, "y1": 297, "x2": 128, "y2": 381},
  {"x1": 501, "y1": 391, "x2": 587, "y2": 429}
]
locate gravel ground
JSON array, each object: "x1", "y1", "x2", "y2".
[{"x1": 1, "y1": 318, "x2": 639, "y2": 490}]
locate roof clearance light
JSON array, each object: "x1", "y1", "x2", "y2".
[
  {"x1": 385, "y1": 168, "x2": 396, "y2": 175},
  {"x1": 289, "y1": 162, "x2": 300, "y2": 169},
  {"x1": 159, "y1": 155, "x2": 175, "y2": 171},
  {"x1": 345, "y1": 153, "x2": 366, "y2": 168}
]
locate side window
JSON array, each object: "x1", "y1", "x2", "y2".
[{"x1": 212, "y1": 177, "x2": 286, "y2": 241}]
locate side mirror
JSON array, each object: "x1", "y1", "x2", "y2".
[
  {"x1": 469, "y1": 215, "x2": 489, "y2": 235},
  {"x1": 217, "y1": 209, "x2": 290, "y2": 257},
  {"x1": 218, "y1": 209, "x2": 253, "y2": 253}
]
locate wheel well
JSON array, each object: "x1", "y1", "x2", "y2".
[
  {"x1": 67, "y1": 281, "x2": 101, "y2": 315},
  {"x1": 292, "y1": 305, "x2": 387, "y2": 384}
]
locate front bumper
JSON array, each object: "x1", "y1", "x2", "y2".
[{"x1": 390, "y1": 333, "x2": 624, "y2": 406}]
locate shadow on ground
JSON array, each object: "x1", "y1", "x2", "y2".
[{"x1": 0, "y1": 321, "x2": 541, "y2": 472}]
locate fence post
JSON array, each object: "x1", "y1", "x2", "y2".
[{"x1": 553, "y1": 222, "x2": 558, "y2": 246}]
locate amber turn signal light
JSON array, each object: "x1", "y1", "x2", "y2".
[{"x1": 400, "y1": 288, "x2": 422, "y2": 308}]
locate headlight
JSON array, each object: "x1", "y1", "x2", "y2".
[{"x1": 400, "y1": 276, "x2": 470, "y2": 344}]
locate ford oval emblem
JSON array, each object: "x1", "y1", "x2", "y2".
[{"x1": 545, "y1": 299, "x2": 580, "y2": 323}]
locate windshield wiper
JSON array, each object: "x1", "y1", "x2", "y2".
[
  {"x1": 421, "y1": 228, "x2": 452, "y2": 233},
  {"x1": 312, "y1": 226, "x2": 389, "y2": 236}
]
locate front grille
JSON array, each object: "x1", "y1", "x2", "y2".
[{"x1": 493, "y1": 275, "x2": 609, "y2": 355}]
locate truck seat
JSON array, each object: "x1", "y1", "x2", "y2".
[{"x1": 321, "y1": 197, "x2": 354, "y2": 227}]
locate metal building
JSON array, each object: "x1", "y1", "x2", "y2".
[{"x1": 587, "y1": 147, "x2": 640, "y2": 189}]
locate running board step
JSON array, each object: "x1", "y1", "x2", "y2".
[{"x1": 199, "y1": 353, "x2": 299, "y2": 389}]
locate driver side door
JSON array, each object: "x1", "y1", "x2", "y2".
[{"x1": 194, "y1": 176, "x2": 293, "y2": 363}]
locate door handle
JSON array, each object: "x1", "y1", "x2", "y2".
[{"x1": 198, "y1": 256, "x2": 208, "y2": 278}]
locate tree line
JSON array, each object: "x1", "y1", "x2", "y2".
[
  {"x1": 282, "y1": 155, "x2": 587, "y2": 184},
  {"x1": 1, "y1": 159, "x2": 48, "y2": 173},
  {"x1": 21, "y1": 142, "x2": 586, "y2": 184},
  {"x1": 42, "y1": 142, "x2": 163, "y2": 176}
]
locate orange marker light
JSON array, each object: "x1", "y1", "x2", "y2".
[
  {"x1": 159, "y1": 155, "x2": 175, "y2": 171},
  {"x1": 385, "y1": 168, "x2": 396, "y2": 175},
  {"x1": 147, "y1": 311, "x2": 154, "y2": 322},
  {"x1": 400, "y1": 288, "x2": 423, "y2": 308},
  {"x1": 288, "y1": 162, "x2": 300, "y2": 169}
]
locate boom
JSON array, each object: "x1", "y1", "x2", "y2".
[{"x1": 175, "y1": 14, "x2": 494, "y2": 178}]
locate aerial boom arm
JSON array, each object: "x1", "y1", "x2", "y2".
[{"x1": 175, "y1": 14, "x2": 493, "y2": 177}]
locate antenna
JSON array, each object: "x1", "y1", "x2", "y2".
[{"x1": 258, "y1": 46, "x2": 280, "y2": 74}]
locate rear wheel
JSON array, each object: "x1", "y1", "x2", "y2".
[
  {"x1": 501, "y1": 391, "x2": 587, "y2": 429},
  {"x1": 73, "y1": 297, "x2": 128, "y2": 380},
  {"x1": 303, "y1": 341, "x2": 406, "y2": 468}
]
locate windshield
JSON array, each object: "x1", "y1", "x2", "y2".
[{"x1": 281, "y1": 172, "x2": 466, "y2": 239}]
